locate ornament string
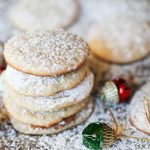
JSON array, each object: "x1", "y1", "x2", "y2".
[
  {"x1": 121, "y1": 134, "x2": 150, "y2": 142},
  {"x1": 108, "y1": 108, "x2": 150, "y2": 142},
  {"x1": 108, "y1": 108, "x2": 121, "y2": 136}
]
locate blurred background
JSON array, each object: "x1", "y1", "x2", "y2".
[{"x1": 1, "y1": 0, "x2": 150, "y2": 42}]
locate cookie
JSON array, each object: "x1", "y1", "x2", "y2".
[
  {"x1": 130, "y1": 83, "x2": 150, "y2": 134},
  {"x1": 88, "y1": 17, "x2": 150, "y2": 64},
  {"x1": 4, "y1": 29, "x2": 89, "y2": 76},
  {"x1": 4, "y1": 96, "x2": 90, "y2": 127},
  {"x1": 10, "y1": 99, "x2": 94, "y2": 135},
  {"x1": 88, "y1": 54, "x2": 110, "y2": 85},
  {"x1": 10, "y1": 0, "x2": 80, "y2": 31},
  {"x1": 4, "y1": 72, "x2": 94, "y2": 112},
  {"x1": 4, "y1": 64, "x2": 88, "y2": 96}
]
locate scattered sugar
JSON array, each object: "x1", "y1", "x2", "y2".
[
  {"x1": 1, "y1": 93, "x2": 150, "y2": 149},
  {"x1": 1, "y1": 0, "x2": 150, "y2": 149}
]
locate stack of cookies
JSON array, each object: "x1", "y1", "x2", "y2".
[{"x1": 3, "y1": 29, "x2": 94, "y2": 135}]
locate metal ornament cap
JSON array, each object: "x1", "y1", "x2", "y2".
[{"x1": 101, "y1": 81, "x2": 119, "y2": 105}]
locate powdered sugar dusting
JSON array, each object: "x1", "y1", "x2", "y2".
[
  {"x1": 10, "y1": 99, "x2": 93, "y2": 135},
  {"x1": 1, "y1": 0, "x2": 150, "y2": 149},
  {"x1": 130, "y1": 83, "x2": 150, "y2": 133},
  {"x1": 88, "y1": 18, "x2": 150, "y2": 60},
  {"x1": 5, "y1": 72, "x2": 94, "y2": 112},
  {"x1": 0, "y1": 93, "x2": 150, "y2": 149},
  {"x1": 4, "y1": 96, "x2": 89, "y2": 126},
  {"x1": 4, "y1": 29, "x2": 89, "y2": 75},
  {"x1": 4, "y1": 64, "x2": 88, "y2": 96},
  {"x1": 70, "y1": 0, "x2": 150, "y2": 40},
  {"x1": 10, "y1": 0, "x2": 79, "y2": 30}
]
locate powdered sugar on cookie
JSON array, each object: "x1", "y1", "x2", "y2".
[
  {"x1": 4, "y1": 64, "x2": 88, "y2": 96},
  {"x1": 130, "y1": 83, "x2": 150, "y2": 133},
  {"x1": 5, "y1": 72, "x2": 94, "y2": 112},
  {"x1": 70, "y1": 0, "x2": 150, "y2": 39},
  {"x1": 4, "y1": 29, "x2": 89, "y2": 76},
  {"x1": 10, "y1": 0, "x2": 79, "y2": 31},
  {"x1": 88, "y1": 18, "x2": 150, "y2": 60}
]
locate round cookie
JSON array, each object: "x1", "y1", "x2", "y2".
[
  {"x1": 4, "y1": 72, "x2": 94, "y2": 112},
  {"x1": 10, "y1": 0, "x2": 80, "y2": 31},
  {"x1": 130, "y1": 83, "x2": 150, "y2": 134},
  {"x1": 88, "y1": 17, "x2": 150, "y2": 64},
  {"x1": 4, "y1": 64, "x2": 88, "y2": 96},
  {"x1": 10, "y1": 99, "x2": 94, "y2": 135},
  {"x1": 4, "y1": 29, "x2": 89, "y2": 76},
  {"x1": 4, "y1": 96, "x2": 90, "y2": 127},
  {"x1": 88, "y1": 54, "x2": 110, "y2": 85}
]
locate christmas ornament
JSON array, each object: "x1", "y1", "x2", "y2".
[
  {"x1": 82, "y1": 109, "x2": 150, "y2": 150},
  {"x1": 82, "y1": 122, "x2": 115, "y2": 150},
  {"x1": 0, "y1": 66, "x2": 6, "y2": 74},
  {"x1": 82, "y1": 109, "x2": 122, "y2": 150},
  {"x1": 101, "y1": 78, "x2": 132, "y2": 105}
]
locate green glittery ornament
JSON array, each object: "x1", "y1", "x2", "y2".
[
  {"x1": 82, "y1": 109, "x2": 150, "y2": 150},
  {"x1": 82, "y1": 122, "x2": 115, "y2": 150}
]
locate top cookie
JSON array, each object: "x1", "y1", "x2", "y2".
[
  {"x1": 10, "y1": 0, "x2": 79, "y2": 31},
  {"x1": 4, "y1": 29, "x2": 90, "y2": 76},
  {"x1": 88, "y1": 17, "x2": 150, "y2": 64}
]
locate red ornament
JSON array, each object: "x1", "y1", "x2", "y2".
[
  {"x1": 0, "y1": 66, "x2": 6, "y2": 74},
  {"x1": 101, "y1": 78, "x2": 133, "y2": 106},
  {"x1": 113, "y1": 78, "x2": 133, "y2": 103},
  {"x1": 113, "y1": 78, "x2": 126, "y2": 86},
  {"x1": 119, "y1": 84, "x2": 132, "y2": 102}
]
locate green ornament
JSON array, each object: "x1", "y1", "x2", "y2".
[
  {"x1": 82, "y1": 109, "x2": 150, "y2": 150},
  {"x1": 82, "y1": 122, "x2": 115, "y2": 150}
]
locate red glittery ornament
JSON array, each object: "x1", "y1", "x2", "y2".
[
  {"x1": 113, "y1": 78, "x2": 132, "y2": 103},
  {"x1": 0, "y1": 66, "x2": 6, "y2": 74},
  {"x1": 113, "y1": 78, "x2": 126, "y2": 86},
  {"x1": 101, "y1": 78, "x2": 133, "y2": 105}
]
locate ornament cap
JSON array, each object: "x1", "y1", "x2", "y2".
[
  {"x1": 101, "y1": 78, "x2": 133, "y2": 105},
  {"x1": 101, "y1": 81, "x2": 119, "y2": 106}
]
